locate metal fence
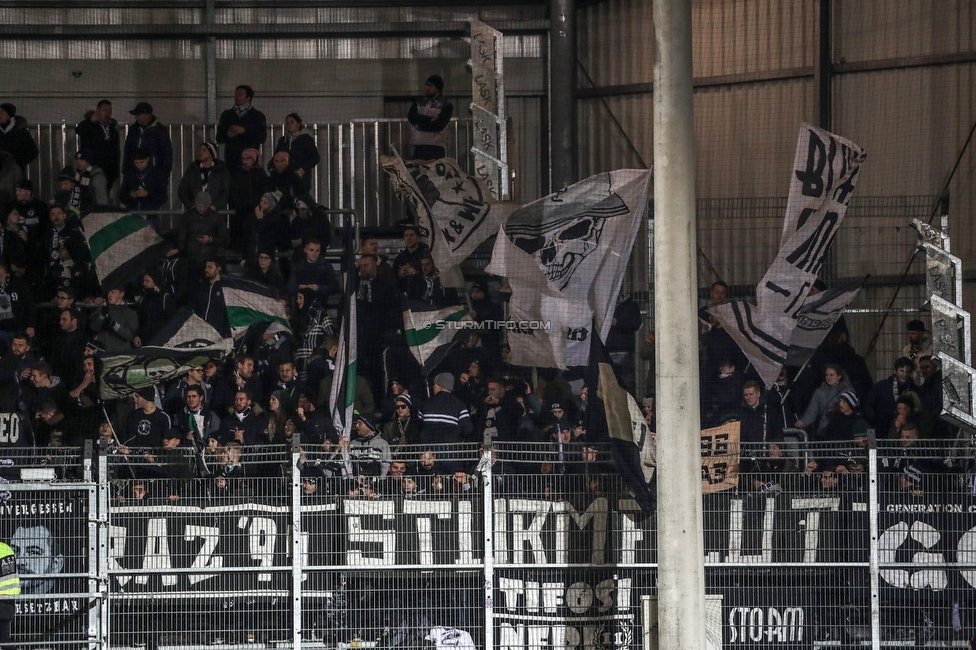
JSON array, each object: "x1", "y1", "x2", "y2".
[
  {"x1": 3, "y1": 437, "x2": 976, "y2": 649},
  {"x1": 23, "y1": 118, "x2": 476, "y2": 228}
]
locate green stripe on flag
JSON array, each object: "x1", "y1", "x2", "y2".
[
  {"x1": 88, "y1": 214, "x2": 149, "y2": 260},
  {"x1": 345, "y1": 360, "x2": 357, "y2": 408},
  {"x1": 226, "y1": 306, "x2": 291, "y2": 329},
  {"x1": 404, "y1": 309, "x2": 468, "y2": 347}
]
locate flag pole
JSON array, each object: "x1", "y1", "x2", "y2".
[{"x1": 653, "y1": 2, "x2": 706, "y2": 649}]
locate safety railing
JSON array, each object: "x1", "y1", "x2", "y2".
[
  {"x1": 2, "y1": 437, "x2": 976, "y2": 648},
  {"x1": 24, "y1": 119, "x2": 476, "y2": 229}
]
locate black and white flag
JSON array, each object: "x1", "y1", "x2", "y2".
[
  {"x1": 712, "y1": 124, "x2": 866, "y2": 387},
  {"x1": 381, "y1": 153, "x2": 515, "y2": 285},
  {"x1": 487, "y1": 169, "x2": 650, "y2": 368},
  {"x1": 786, "y1": 276, "x2": 867, "y2": 366}
]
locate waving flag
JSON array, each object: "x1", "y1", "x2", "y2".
[
  {"x1": 83, "y1": 212, "x2": 171, "y2": 291},
  {"x1": 487, "y1": 169, "x2": 650, "y2": 368},
  {"x1": 402, "y1": 302, "x2": 472, "y2": 373},
  {"x1": 99, "y1": 310, "x2": 232, "y2": 399},
  {"x1": 711, "y1": 124, "x2": 866, "y2": 387},
  {"x1": 220, "y1": 276, "x2": 291, "y2": 339},
  {"x1": 381, "y1": 153, "x2": 515, "y2": 280},
  {"x1": 330, "y1": 221, "x2": 357, "y2": 449}
]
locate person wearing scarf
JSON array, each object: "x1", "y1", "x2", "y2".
[
  {"x1": 178, "y1": 142, "x2": 231, "y2": 210},
  {"x1": 216, "y1": 84, "x2": 267, "y2": 172}
]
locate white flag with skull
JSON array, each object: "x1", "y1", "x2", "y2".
[{"x1": 487, "y1": 169, "x2": 650, "y2": 361}]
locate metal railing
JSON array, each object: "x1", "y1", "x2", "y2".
[
  {"x1": 25, "y1": 118, "x2": 476, "y2": 228},
  {"x1": 3, "y1": 437, "x2": 976, "y2": 648}
]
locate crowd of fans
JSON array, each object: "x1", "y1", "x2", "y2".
[{"x1": 0, "y1": 87, "x2": 961, "y2": 507}]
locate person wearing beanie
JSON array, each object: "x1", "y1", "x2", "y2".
[
  {"x1": 178, "y1": 141, "x2": 231, "y2": 211},
  {"x1": 76, "y1": 99, "x2": 121, "y2": 189},
  {"x1": 122, "y1": 101, "x2": 174, "y2": 183},
  {"x1": 348, "y1": 410, "x2": 392, "y2": 478},
  {"x1": 119, "y1": 146, "x2": 168, "y2": 216},
  {"x1": 244, "y1": 245, "x2": 286, "y2": 294},
  {"x1": 176, "y1": 187, "x2": 230, "y2": 262},
  {"x1": 71, "y1": 149, "x2": 109, "y2": 214},
  {"x1": 0, "y1": 102, "x2": 38, "y2": 177},
  {"x1": 216, "y1": 84, "x2": 268, "y2": 172},
  {"x1": 823, "y1": 388, "x2": 868, "y2": 443},
  {"x1": 122, "y1": 386, "x2": 172, "y2": 450},
  {"x1": 382, "y1": 394, "x2": 420, "y2": 450},
  {"x1": 407, "y1": 74, "x2": 454, "y2": 160},
  {"x1": 272, "y1": 112, "x2": 320, "y2": 180},
  {"x1": 243, "y1": 189, "x2": 287, "y2": 264}
]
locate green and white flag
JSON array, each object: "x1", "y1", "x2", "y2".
[
  {"x1": 402, "y1": 302, "x2": 472, "y2": 371},
  {"x1": 330, "y1": 235, "x2": 358, "y2": 448},
  {"x1": 220, "y1": 276, "x2": 291, "y2": 339},
  {"x1": 100, "y1": 309, "x2": 233, "y2": 400},
  {"x1": 83, "y1": 212, "x2": 171, "y2": 291}
]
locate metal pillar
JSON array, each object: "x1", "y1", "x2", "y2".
[
  {"x1": 652, "y1": 1, "x2": 706, "y2": 649},
  {"x1": 204, "y1": 0, "x2": 218, "y2": 129},
  {"x1": 815, "y1": 0, "x2": 832, "y2": 129},
  {"x1": 549, "y1": 0, "x2": 577, "y2": 190}
]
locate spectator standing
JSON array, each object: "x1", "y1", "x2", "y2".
[
  {"x1": 217, "y1": 85, "x2": 268, "y2": 173},
  {"x1": 273, "y1": 113, "x2": 320, "y2": 180},
  {"x1": 177, "y1": 192, "x2": 230, "y2": 262},
  {"x1": 228, "y1": 148, "x2": 269, "y2": 256},
  {"x1": 72, "y1": 150, "x2": 109, "y2": 213},
  {"x1": 178, "y1": 142, "x2": 231, "y2": 211},
  {"x1": 407, "y1": 75, "x2": 453, "y2": 160},
  {"x1": 266, "y1": 151, "x2": 307, "y2": 212},
  {"x1": 287, "y1": 239, "x2": 337, "y2": 304},
  {"x1": 0, "y1": 103, "x2": 38, "y2": 176},
  {"x1": 193, "y1": 259, "x2": 230, "y2": 339},
  {"x1": 89, "y1": 287, "x2": 139, "y2": 354},
  {"x1": 10, "y1": 179, "x2": 49, "y2": 234},
  {"x1": 76, "y1": 100, "x2": 121, "y2": 190},
  {"x1": 119, "y1": 148, "x2": 168, "y2": 216},
  {"x1": 122, "y1": 102, "x2": 174, "y2": 183}
]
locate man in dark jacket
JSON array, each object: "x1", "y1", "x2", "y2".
[
  {"x1": 194, "y1": 259, "x2": 230, "y2": 338},
  {"x1": 0, "y1": 103, "x2": 38, "y2": 176},
  {"x1": 177, "y1": 192, "x2": 230, "y2": 262},
  {"x1": 286, "y1": 239, "x2": 337, "y2": 303},
  {"x1": 228, "y1": 147, "x2": 269, "y2": 256},
  {"x1": 479, "y1": 378, "x2": 521, "y2": 442},
  {"x1": 218, "y1": 389, "x2": 267, "y2": 446},
  {"x1": 419, "y1": 373, "x2": 473, "y2": 445},
  {"x1": 406, "y1": 75, "x2": 453, "y2": 160},
  {"x1": 122, "y1": 102, "x2": 174, "y2": 181},
  {"x1": 120, "y1": 148, "x2": 168, "y2": 214},
  {"x1": 738, "y1": 380, "x2": 785, "y2": 489},
  {"x1": 864, "y1": 357, "x2": 917, "y2": 437},
  {"x1": 216, "y1": 85, "x2": 268, "y2": 172},
  {"x1": 606, "y1": 294, "x2": 642, "y2": 394},
  {"x1": 10, "y1": 179, "x2": 48, "y2": 235},
  {"x1": 76, "y1": 100, "x2": 121, "y2": 189}
]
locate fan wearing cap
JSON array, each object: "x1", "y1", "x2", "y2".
[
  {"x1": 272, "y1": 112, "x2": 320, "y2": 180},
  {"x1": 71, "y1": 149, "x2": 109, "y2": 213},
  {"x1": 122, "y1": 101, "x2": 173, "y2": 180},
  {"x1": 178, "y1": 142, "x2": 231, "y2": 211},
  {"x1": 120, "y1": 147, "x2": 168, "y2": 215},
  {"x1": 216, "y1": 85, "x2": 268, "y2": 172},
  {"x1": 122, "y1": 387, "x2": 173, "y2": 451},
  {"x1": 177, "y1": 191, "x2": 230, "y2": 262},
  {"x1": 288, "y1": 194, "x2": 332, "y2": 252},
  {"x1": 0, "y1": 102, "x2": 38, "y2": 176},
  {"x1": 76, "y1": 100, "x2": 120, "y2": 189},
  {"x1": 348, "y1": 410, "x2": 391, "y2": 478},
  {"x1": 407, "y1": 74, "x2": 454, "y2": 160}
]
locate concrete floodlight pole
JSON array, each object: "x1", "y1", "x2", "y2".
[{"x1": 653, "y1": 1, "x2": 707, "y2": 649}]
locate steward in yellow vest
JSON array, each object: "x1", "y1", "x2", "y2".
[{"x1": 0, "y1": 541, "x2": 20, "y2": 647}]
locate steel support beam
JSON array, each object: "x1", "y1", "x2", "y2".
[
  {"x1": 0, "y1": 20, "x2": 549, "y2": 39},
  {"x1": 549, "y1": 0, "x2": 577, "y2": 189},
  {"x1": 814, "y1": 0, "x2": 832, "y2": 129}
]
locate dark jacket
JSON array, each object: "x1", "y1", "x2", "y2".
[
  {"x1": 123, "y1": 117, "x2": 174, "y2": 176},
  {"x1": 418, "y1": 390, "x2": 473, "y2": 445},
  {"x1": 218, "y1": 408, "x2": 268, "y2": 446},
  {"x1": 272, "y1": 131, "x2": 320, "y2": 177},
  {"x1": 177, "y1": 208, "x2": 230, "y2": 261},
  {"x1": 287, "y1": 257, "x2": 338, "y2": 302},
  {"x1": 216, "y1": 105, "x2": 268, "y2": 171},
  {"x1": 0, "y1": 116, "x2": 38, "y2": 175},
  {"x1": 76, "y1": 114, "x2": 121, "y2": 185},
  {"x1": 120, "y1": 164, "x2": 169, "y2": 212},
  {"x1": 177, "y1": 159, "x2": 232, "y2": 211}
]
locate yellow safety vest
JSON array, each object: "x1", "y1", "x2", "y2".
[{"x1": 0, "y1": 542, "x2": 20, "y2": 597}]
